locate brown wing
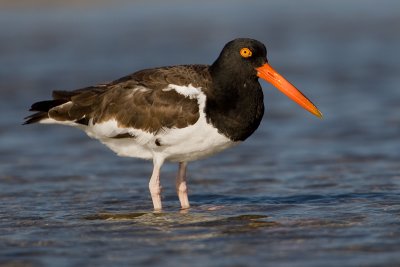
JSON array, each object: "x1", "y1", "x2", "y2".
[{"x1": 25, "y1": 65, "x2": 211, "y2": 134}]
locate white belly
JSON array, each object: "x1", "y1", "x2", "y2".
[
  {"x1": 161, "y1": 124, "x2": 239, "y2": 162},
  {"x1": 92, "y1": 116, "x2": 238, "y2": 162}
]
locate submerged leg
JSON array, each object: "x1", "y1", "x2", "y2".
[
  {"x1": 149, "y1": 156, "x2": 164, "y2": 211},
  {"x1": 176, "y1": 162, "x2": 190, "y2": 209}
]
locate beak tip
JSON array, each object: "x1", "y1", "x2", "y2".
[{"x1": 314, "y1": 110, "x2": 323, "y2": 119}]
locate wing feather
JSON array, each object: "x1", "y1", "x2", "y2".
[{"x1": 25, "y1": 65, "x2": 211, "y2": 133}]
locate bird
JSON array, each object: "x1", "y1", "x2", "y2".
[{"x1": 24, "y1": 38, "x2": 322, "y2": 211}]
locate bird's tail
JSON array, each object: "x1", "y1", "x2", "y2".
[{"x1": 23, "y1": 99, "x2": 68, "y2": 125}]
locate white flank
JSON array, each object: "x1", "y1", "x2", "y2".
[{"x1": 87, "y1": 118, "x2": 154, "y2": 145}]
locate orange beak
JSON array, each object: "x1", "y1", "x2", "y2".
[{"x1": 256, "y1": 63, "x2": 323, "y2": 118}]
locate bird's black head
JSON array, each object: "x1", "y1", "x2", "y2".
[
  {"x1": 210, "y1": 38, "x2": 268, "y2": 81},
  {"x1": 210, "y1": 38, "x2": 323, "y2": 119}
]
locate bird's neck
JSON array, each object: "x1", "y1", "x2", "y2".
[
  {"x1": 205, "y1": 66, "x2": 264, "y2": 141},
  {"x1": 209, "y1": 60, "x2": 248, "y2": 97}
]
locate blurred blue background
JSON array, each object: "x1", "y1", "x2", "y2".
[{"x1": 1, "y1": 1, "x2": 400, "y2": 266}]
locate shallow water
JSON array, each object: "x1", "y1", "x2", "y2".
[{"x1": 1, "y1": 1, "x2": 400, "y2": 266}]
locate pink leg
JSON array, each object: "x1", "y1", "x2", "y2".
[
  {"x1": 176, "y1": 162, "x2": 190, "y2": 209},
  {"x1": 149, "y1": 156, "x2": 164, "y2": 211}
]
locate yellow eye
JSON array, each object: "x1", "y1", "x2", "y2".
[{"x1": 240, "y1": 47, "x2": 252, "y2": 58}]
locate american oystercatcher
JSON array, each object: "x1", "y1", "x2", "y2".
[{"x1": 25, "y1": 38, "x2": 322, "y2": 211}]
